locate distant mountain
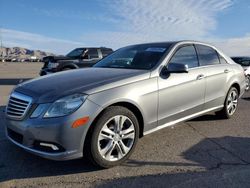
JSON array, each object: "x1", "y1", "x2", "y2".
[{"x1": 0, "y1": 46, "x2": 54, "y2": 60}]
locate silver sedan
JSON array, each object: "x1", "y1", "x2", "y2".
[{"x1": 5, "y1": 41, "x2": 246, "y2": 168}]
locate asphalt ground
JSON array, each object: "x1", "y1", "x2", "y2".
[{"x1": 0, "y1": 62, "x2": 250, "y2": 188}]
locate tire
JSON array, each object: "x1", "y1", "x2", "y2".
[
  {"x1": 216, "y1": 87, "x2": 239, "y2": 119},
  {"x1": 85, "y1": 106, "x2": 139, "y2": 168},
  {"x1": 62, "y1": 67, "x2": 72, "y2": 71},
  {"x1": 246, "y1": 76, "x2": 250, "y2": 91}
]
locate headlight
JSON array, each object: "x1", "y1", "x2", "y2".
[
  {"x1": 31, "y1": 104, "x2": 50, "y2": 118},
  {"x1": 48, "y1": 61, "x2": 59, "y2": 68},
  {"x1": 44, "y1": 94, "x2": 87, "y2": 118}
]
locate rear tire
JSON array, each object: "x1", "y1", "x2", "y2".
[
  {"x1": 246, "y1": 75, "x2": 250, "y2": 91},
  {"x1": 85, "y1": 106, "x2": 139, "y2": 168},
  {"x1": 216, "y1": 87, "x2": 239, "y2": 119}
]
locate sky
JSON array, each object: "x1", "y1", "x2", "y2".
[{"x1": 0, "y1": 0, "x2": 250, "y2": 55}]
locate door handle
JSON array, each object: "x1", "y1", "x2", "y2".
[
  {"x1": 197, "y1": 74, "x2": 205, "y2": 80},
  {"x1": 224, "y1": 69, "x2": 230, "y2": 73}
]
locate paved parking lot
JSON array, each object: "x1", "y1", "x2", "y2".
[{"x1": 1, "y1": 63, "x2": 250, "y2": 187}]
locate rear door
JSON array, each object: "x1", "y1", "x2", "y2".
[
  {"x1": 195, "y1": 44, "x2": 230, "y2": 109},
  {"x1": 158, "y1": 45, "x2": 206, "y2": 125}
]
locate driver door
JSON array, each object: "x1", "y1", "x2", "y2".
[{"x1": 158, "y1": 45, "x2": 206, "y2": 126}]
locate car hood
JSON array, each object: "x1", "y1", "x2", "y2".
[
  {"x1": 15, "y1": 68, "x2": 150, "y2": 103},
  {"x1": 43, "y1": 55, "x2": 74, "y2": 62}
]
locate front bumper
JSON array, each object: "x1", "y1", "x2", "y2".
[{"x1": 5, "y1": 99, "x2": 102, "y2": 161}]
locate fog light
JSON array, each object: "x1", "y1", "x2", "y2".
[{"x1": 40, "y1": 143, "x2": 59, "y2": 151}]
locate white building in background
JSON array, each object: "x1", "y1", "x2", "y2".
[{"x1": 30, "y1": 56, "x2": 37, "y2": 61}]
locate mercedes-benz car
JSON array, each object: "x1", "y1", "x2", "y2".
[
  {"x1": 231, "y1": 56, "x2": 250, "y2": 91},
  {"x1": 5, "y1": 41, "x2": 246, "y2": 168}
]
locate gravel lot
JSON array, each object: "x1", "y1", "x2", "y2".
[{"x1": 1, "y1": 62, "x2": 250, "y2": 188}]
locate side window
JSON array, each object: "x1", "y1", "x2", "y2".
[
  {"x1": 196, "y1": 45, "x2": 220, "y2": 66},
  {"x1": 219, "y1": 55, "x2": 228, "y2": 64},
  {"x1": 169, "y1": 45, "x2": 198, "y2": 68},
  {"x1": 101, "y1": 49, "x2": 113, "y2": 57},
  {"x1": 87, "y1": 49, "x2": 99, "y2": 59}
]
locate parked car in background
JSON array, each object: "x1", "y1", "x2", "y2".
[
  {"x1": 5, "y1": 41, "x2": 246, "y2": 168},
  {"x1": 231, "y1": 56, "x2": 250, "y2": 91},
  {"x1": 40, "y1": 47, "x2": 113, "y2": 76}
]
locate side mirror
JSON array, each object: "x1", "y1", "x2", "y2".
[{"x1": 162, "y1": 63, "x2": 189, "y2": 75}]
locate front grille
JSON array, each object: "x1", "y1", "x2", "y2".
[
  {"x1": 6, "y1": 92, "x2": 33, "y2": 120},
  {"x1": 7, "y1": 128, "x2": 23, "y2": 144}
]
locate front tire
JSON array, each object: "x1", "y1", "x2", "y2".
[
  {"x1": 86, "y1": 106, "x2": 139, "y2": 168},
  {"x1": 62, "y1": 67, "x2": 73, "y2": 71},
  {"x1": 216, "y1": 87, "x2": 239, "y2": 119}
]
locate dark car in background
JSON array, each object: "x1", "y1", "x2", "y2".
[
  {"x1": 232, "y1": 57, "x2": 250, "y2": 91},
  {"x1": 40, "y1": 47, "x2": 113, "y2": 76}
]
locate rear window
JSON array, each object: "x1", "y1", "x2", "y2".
[
  {"x1": 219, "y1": 55, "x2": 228, "y2": 64},
  {"x1": 87, "y1": 49, "x2": 99, "y2": 59},
  {"x1": 196, "y1": 45, "x2": 220, "y2": 66},
  {"x1": 101, "y1": 48, "x2": 113, "y2": 57}
]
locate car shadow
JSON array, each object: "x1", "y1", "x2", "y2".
[
  {"x1": 98, "y1": 136, "x2": 250, "y2": 187},
  {"x1": 0, "y1": 78, "x2": 31, "y2": 85},
  {"x1": 188, "y1": 113, "x2": 224, "y2": 122},
  {"x1": 96, "y1": 166, "x2": 250, "y2": 188},
  {"x1": 1, "y1": 104, "x2": 250, "y2": 184},
  {"x1": 242, "y1": 97, "x2": 250, "y2": 101}
]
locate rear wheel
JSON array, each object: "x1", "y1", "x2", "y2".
[
  {"x1": 246, "y1": 75, "x2": 250, "y2": 91},
  {"x1": 85, "y1": 106, "x2": 139, "y2": 168},
  {"x1": 216, "y1": 87, "x2": 239, "y2": 119}
]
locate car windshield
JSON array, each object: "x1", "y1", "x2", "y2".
[
  {"x1": 66, "y1": 48, "x2": 85, "y2": 58},
  {"x1": 94, "y1": 44, "x2": 172, "y2": 70}
]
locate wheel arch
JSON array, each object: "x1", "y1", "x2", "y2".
[
  {"x1": 108, "y1": 102, "x2": 145, "y2": 138},
  {"x1": 61, "y1": 63, "x2": 79, "y2": 70},
  {"x1": 231, "y1": 82, "x2": 240, "y2": 95},
  {"x1": 83, "y1": 101, "x2": 145, "y2": 156},
  {"x1": 84, "y1": 101, "x2": 144, "y2": 144}
]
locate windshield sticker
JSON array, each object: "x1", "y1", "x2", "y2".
[{"x1": 146, "y1": 48, "x2": 166, "y2": 53}]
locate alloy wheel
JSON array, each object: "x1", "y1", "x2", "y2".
[
  {"x1": 246, "y1": 76, "x2": 250, "y2": 91},
  {"x1": 226, "y1": 90, "x2": 238, "y2": 116},
  {"x1": 97, "y1": 115, "x2": 135, "y2": 161}
]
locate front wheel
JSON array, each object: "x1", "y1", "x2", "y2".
[
  {"x1": 62, "y1": 67, "x2": 73, "y2": 71},
  {"x1": 216, "y1": 87, "x2": 239, "y2": 119},
  {"x1": 86, "y1": 106, "x2": 139, "y2": 168}
]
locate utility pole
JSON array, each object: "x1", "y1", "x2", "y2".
[{"x1": 0, "y1": 27, "x2": 3, "y2": 62}]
